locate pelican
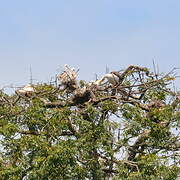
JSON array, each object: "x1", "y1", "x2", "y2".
[
  {"x1": 94, "y1": 72, "x2": 120, "y2": 86},
  {"x1": 16, "y1": 84, "x2": 35, "y2": 97},
  {"x1": 58, "y1": 64, "x2": 77, "y2": 83}
]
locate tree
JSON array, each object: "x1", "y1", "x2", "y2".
[{"x1": 0, "y1": 65, "x2": 179, "y2": 180}]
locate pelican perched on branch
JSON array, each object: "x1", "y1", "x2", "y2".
[
  {"x1": 58, "y1": 64, "x2": 78, "y2": 83},
  {"x1": 94, "y1": 72, "x2": 121, "y2": 86},
  {"x1": 16, "y1": 84, "x2": 35, "y2": 98},
  {"x1": 58, "y1": 64, "x2": 78, "y2": 91}
]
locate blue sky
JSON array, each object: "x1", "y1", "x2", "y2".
[{"x1": 0, "y1": 0, "x2": 180, "y2": 91}]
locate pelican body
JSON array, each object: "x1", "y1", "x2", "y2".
[{"x1": 16, "y1": 84, "x2": 35, "y2": 97}]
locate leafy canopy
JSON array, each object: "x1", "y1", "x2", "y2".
[{"x1": 0, "y1": 65, "x2": 179, "y2": 180}]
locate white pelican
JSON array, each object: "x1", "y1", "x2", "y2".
[
  {"x1": 16, "y1": 84, "x2": 35, "y2": 97},
  {"x1": 58, "y1": 64, "x2": 77, "y2": 84},
  {"x1": 94, "y1": 72, "x2": 120, "y2": 86}
]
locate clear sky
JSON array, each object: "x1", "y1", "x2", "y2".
[{"x1": 0, "y1": 0, "x2": 180, "y2": 91}]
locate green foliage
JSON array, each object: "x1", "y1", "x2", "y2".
[{"x1": 0, "y1": 67, "x2": 179, "y2": 179}]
